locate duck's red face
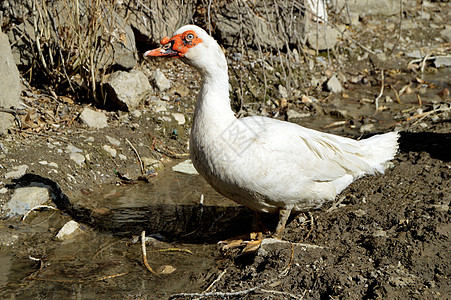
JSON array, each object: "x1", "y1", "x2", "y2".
[{"x1": 144, "y1": 30, "x2": 203, "y2": 58}]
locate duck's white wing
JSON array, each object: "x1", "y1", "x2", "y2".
[{"x1": 234, "y1": 116, "x2": 397, "y2": 200}]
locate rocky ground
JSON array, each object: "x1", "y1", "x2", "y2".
[{"x1": 0, "y1": 1, "x2": 450, "y2": 299}]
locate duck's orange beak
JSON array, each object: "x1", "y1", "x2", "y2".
[
  {"x1": 144, "y1": 30, "x2": 202, "y2": 58},
  {"x1": 144, "y1": 37, "x2": 179, "y2": 58}
]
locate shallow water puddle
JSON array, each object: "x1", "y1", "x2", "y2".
[
  {"x1": 0, "y1": 167, "x2": 256, "y2": 298},
  {"x1": 69, "y1": 168, "x2": 254, "y2": 241}
]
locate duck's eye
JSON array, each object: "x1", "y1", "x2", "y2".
[{"x1": 186, "y1": 33, "x2": 194, "y2": 40}]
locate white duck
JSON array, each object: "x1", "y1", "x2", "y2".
[{"x1": 145, "y1": 25, "x2": 399, "y2": 237}]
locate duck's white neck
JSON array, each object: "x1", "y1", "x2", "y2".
[{"x1": 193, "y1": 62, "x2": 236, "y2": 128}]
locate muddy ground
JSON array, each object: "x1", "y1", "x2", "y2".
[{"x1": 1, "y1": 2, "x2": 451, "y2": 299}]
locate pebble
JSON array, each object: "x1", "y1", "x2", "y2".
[
  {"x1": 66, "y1": 144, "x2": 83, "y2": 153},
  {"x1": 3, "y1": 186, "x2": 49, "y2": 217},
  {"x1": 70, "y1": 153, "x2": 86, "y2": 166},
  {"x1": 103, "y1": 145, "x2": 117, "y2": 158},
  {"x1": 118, "y1": 154, "x2": 127, "y2": 160},
  {"x1": 433, "y1": 57, "x2": 451, "y2": 68},
  {"x1": 172, "y1": 159, "x2": 199, "y2": 175},
  {"x1": 287, "y1": 109, "x2": 310, "y2": 121},
  {"x1": 440, "y1": 26, "x2": 451, "y2": 43},
  {"x1": 79, "y1": 108, "x2": 108, "y2": 129},
  {"x1": 0, "y1": 187, "x2": 8, "y2": 194},
  {"x1": 153, "y1": 69, "x2": 171, "y2": 92},
  {"x1": 4, "y1": 165, "x2": 29, "y2": 179},
  {"x1": 171, "y1": 113, "x2": 186, "y2": 125},
  {"x1": 55, "y1": 220, "x2": 83, "y2": 241},
  {"x1": 326, "y1": 75, "x2": 343, "y2": 93},
  {"x1": 278, "y1": 85, "x2": 288, "y2": 99},
  {"x1": 131, "y1": 110, "x2": 142, "y2": 118},
  {"x1": 152, "y1": 100, "x2": 168, "y2": 112},
  {"x1": 50, "y1": 165, "x2": 59, "y2": 171},
  {"x1": 106, "y1": 135, "x2": 121, "y2": 146},
  {"x1": 359, "y1": 124, "x2": 376, "y2": 133}
]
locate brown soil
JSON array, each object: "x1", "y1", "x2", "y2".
[{"x1": 1, "y1": 2, "x2": 450, "y2": 299}]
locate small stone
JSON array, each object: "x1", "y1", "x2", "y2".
[
  {"x1": 4, "y1": 165, "x2": 28, "y2": 179},
  {"x1": 359, "y1": 123, "x2": 376, "y2": 133},
  {"x1": 278, "y1": 85, "x2": 288, "y2": 99},
  {"x1": 172, "y1": 159, "x2": 198, "y2": 175},
  {"x1": 433, "y1": 57, "x2": 451, "y2": 68},
  {"x1": 70, "y1": 153, "x2": 85, "y2": 166},
  {"x1": 118, "y1": 154, "x2": 127, "y2": 160},
  {"x1": 103, "y1": 145, "x2": 117, "y2": 158},
  {"x1": 39, "y1": 161, "x2": 48, "y2": 165},
  {"x1": 376, "y1": 52, "x2": 387, "y2": 62},
  {"x1": 80, "y1": 108, "x2": 108, "y2": 129},
  {"x1": 85, "y1": 137, "x2": 95, "y2": 143},
  {"x1": 0, "y1": 187, "x2": 8, "y2": 194},
  {"x1": 171, "y1": 113, "x2": 186, "y2": 125},
  {"x1": 420, "y1": 11, "x2": 430, "y2": 20},
  {"x1": 153, "y1": 69, "x2": 171, "y2": 92},
  {"x1": 373, "y1": 230, "x2": 388, "y2": 238},
  {"x1": 106, "y1": 135, "x2": 121, "y2": 146},
  {"x1": 440, "y1": 27, "x2": 451, "y2": 43},
  {"x1": 354, "y1": 209, "x2": 366, "y2": 217},
  {"x1": 287, "y1": 109, "x2": 310, "y2": 121},
  {"x1": 152, "y1": 100, "x2": 168, "y2": 112},
  {"x1": 131, "y1": 110, "x2": 142, "y2": 118},
  {"x1": 48, "y1": 162, "x2": 58, "y2": 168},
  {"x1": 4, "y1": 187, "x2": 49, "y2": 217},
  {"x1": 158, "y1": 265, "x2": 176, "y2": 274},
  {"x1": 385, "y1": 95, "x2": 393, "y2": 103},
  {"x1": 55, "y1": 220, "x2": 83, "y2": 241},
  {"x1": 66, "y1": 144, "x2": 83, "y2": 153},
  {"x1": 326, "y1": 75, "x2": 343, "y2": 93},
  {"x1": 174, "y1": 85, "x2": 189, "y2": 97}
]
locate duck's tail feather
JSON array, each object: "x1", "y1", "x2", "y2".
[{"x1": 361, "y1": 131, "x2": 400, "y2": 174}]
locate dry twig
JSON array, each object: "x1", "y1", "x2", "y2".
[
  {"x1": 374, "y1": 70, "x2": 385, "y2": 113},
  {"x1": 126, "y1": 138, "x2": 144, "y2": 175},
  {"x1": 141, "y1": 231, "x2": 159, "y2": 276}
]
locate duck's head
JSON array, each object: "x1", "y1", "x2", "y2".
[{"x1": 144, "y1": 25, "x2": 227, "y2": 75}]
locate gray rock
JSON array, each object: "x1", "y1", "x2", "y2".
[
  {"x1": 440, "y1": 26, "x2": 451, "y2": 43},
  {"x1": 433, "y1": 57, "x2": 451, "y2": 68},
  {"x1": 326, "y1": 75, "x2": 343, "y2": 93},
  {"x1": 4, "y1": 165, "x2": 28, "y2": 179},
  {"x1": 172, "y1": 159, "x2": 199, "y2": 175},
  {"x1": 55, "y1": 220, "x2": 83, "y2": 241},
  {"x1": 306, "y1": 24, "x2": 338, "y2": 51},
  {"x1": 6, "y1": 0, "x2": 136, "y2": 71},
  {"x1": 0, "y1": 31, "x2": 21, "y2": 134},
  {"x1": 214, "y1": 1, "x2": 305, "y2": 49},
  {"x1": 331, "y1": 0, "x2": 401, "y2": 17},
  {"x1": 152, "y1": 69, "x2": 171, "y2": 92},
  {"x1": 79, "y1": 108, "x2": 108, "y2": 129},
  {"x1": 171, "y1": 113, "x2": 186, "y2": 125},
  {"x1": 70, "y1": 153, "x2": 86, "y2": 166},
  {"x1": 4, "y1": 187, "x2": 49, "y2": 217},
  {"x1": 104, "y1": 70, "x2": 152, "y2": 111},
  {"x1": 117, "y1": 0, "x2": 196, "y2": 45}
]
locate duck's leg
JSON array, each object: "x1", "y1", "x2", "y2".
[{"x1": 274, "y1": 207, "x2": 292, "y2": 238}]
